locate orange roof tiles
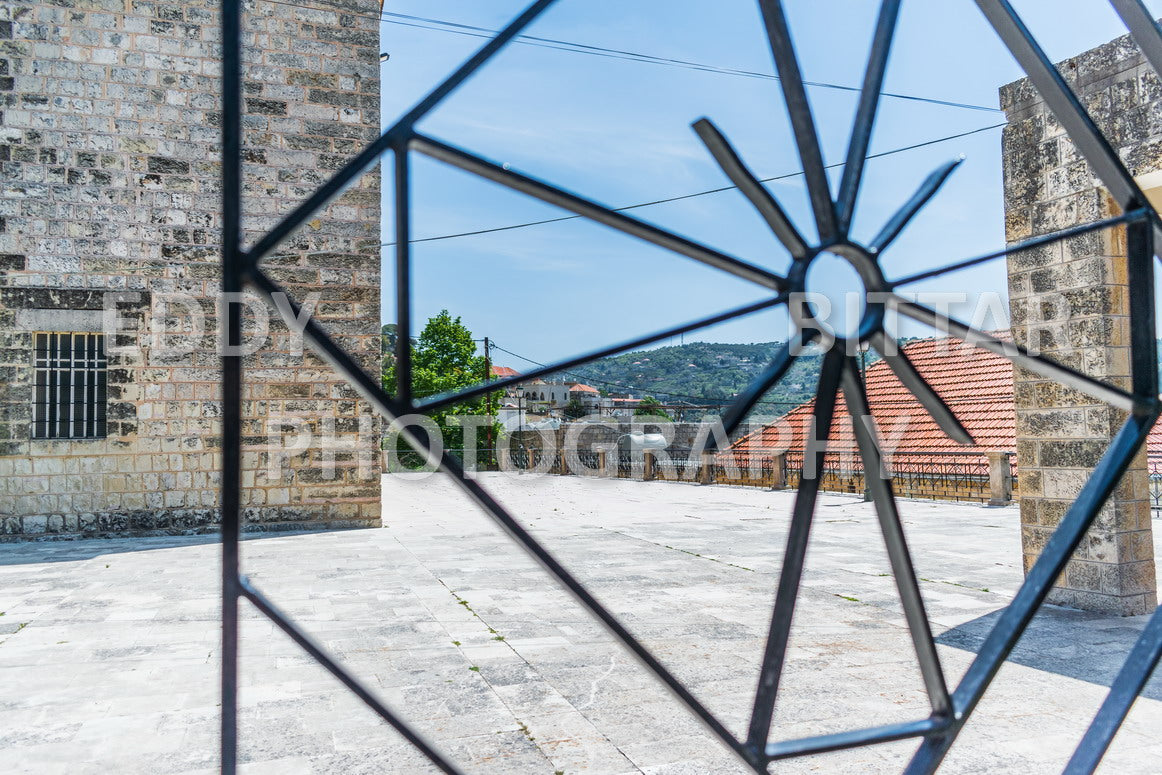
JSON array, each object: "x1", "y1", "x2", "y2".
[
  {"x1": 727, "y1": 336, "x2": 1017, "y2": 465},
  {"x1": 726, "y1": 335, "x2": 1162, "y2": 470},
  {"x1": 490, "y1": 365, "x2": 520, "y2": 378},
  {"x1": 569, "y1": 383, "x2": 599, "y2": 393}
]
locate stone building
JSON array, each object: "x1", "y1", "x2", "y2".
[
  {"x1": 1001, "y1": 32, "x2": 1161, "y2": 614},
  {"x1": 0, "y1": 0, "x2": 382, "y2": 539}
]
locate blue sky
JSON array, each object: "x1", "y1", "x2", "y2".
[{"x1": 377, "y1": 0, "x2": 1162, "y2": 369}]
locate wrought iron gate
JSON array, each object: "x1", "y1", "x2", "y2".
[{"x1": 219, "y1": 1, "x2": 1162, "y2": 772}]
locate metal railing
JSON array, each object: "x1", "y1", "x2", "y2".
[
  {"x1": 1149, "y1": 455, "x2": 1162, "y2": 511},
  {"x1": 781, "y1": 449, "x2": 1007, "y2": 504},
  {"x1": 406, "y1": 445, "x2": 1016, "y2": 506}
]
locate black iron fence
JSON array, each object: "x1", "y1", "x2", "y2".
[
  {"x1": 385, "y1": 448, "x2": 498, "y2": 473},
  {"x1": 386, "y1": 444, "x2": 1015, "y2": 505},
  {"x1": 1149, "y1": 455, "x2": 1162, "y2": 511},
  {"x1": 781, "y1": 449, "x2": 1006, "y2": 504}
]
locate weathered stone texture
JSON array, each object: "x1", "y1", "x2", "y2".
[
  {"x1": 0, "y1": 0, "x2": 382, "y2": 539},
  {"x1": 1002, "y1": 34, "x2": 1156, "y2": 615}
]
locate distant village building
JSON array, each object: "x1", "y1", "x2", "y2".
[
  {"x1": 520, "y1": 379, "x2": 598, "y2": 414},
  {"x1": 0, "y1": 1, "x2": 382, "y2": 540},
  {"x1": 522, "y1": 379, "x2": 572, "y2": 410},
  {"x1": 490, "y1": 365, "x2": 520, "y2": 379},
  {"x1": 568, "y1": 382, "x2": 600, "y2": 410},
  {"x1": 495, "y1": 374, "x2": 654, "y2": 421}
]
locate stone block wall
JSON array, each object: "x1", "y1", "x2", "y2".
[
  {"x1": 1001, "y1": 32, "x2": 1156, "y2": 615},
  {"x1": 0, "y1": 0, "x2": 382, "y2": 539}
]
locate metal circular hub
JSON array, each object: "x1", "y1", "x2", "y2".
[{"x1": 787, "y1": 242, "x2": 887, "y2": 345}]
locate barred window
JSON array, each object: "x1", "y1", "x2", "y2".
[{"x1": 32, "y1": 332, "x2": 107, "y2": 440}]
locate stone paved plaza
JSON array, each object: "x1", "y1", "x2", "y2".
[{"x1": 3, "y1": 473, "x2": 1162, "y2": 773}]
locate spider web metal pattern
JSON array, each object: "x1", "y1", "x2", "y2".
[{"x1": 218, "y1": 1, "x2": 1162, "y2": 772}]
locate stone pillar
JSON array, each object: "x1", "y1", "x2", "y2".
[
  {"x1": 698, "y1": 451, "x2": 714, "y2": 485},
  {"x1": 770, "y1": 453, "x2": 786, "y2": 491},
  {"x1": 555, "y1": 426, "x2": 567, "y2": 475},
  {"x1": 986, "y1": 452, "x2": 1013, "y2": 507},
  {"x1": 1001, "y1": 41, "x2": 1156, "y2": 615},
  {"x1": 643, "y1": 451, "x2": 655, "y2": 482}
]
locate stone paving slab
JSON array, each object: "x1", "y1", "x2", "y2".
[{"x1": 3, "y1": 473, "x2": 1162, "y2": 773}]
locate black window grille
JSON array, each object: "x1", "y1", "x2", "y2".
[{"x1": 32, "y1": 332, "x2": 107, "y2": 440}]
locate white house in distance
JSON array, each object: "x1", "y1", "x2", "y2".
[
  {"x1": 489, "y1": 367, "x2": 650, "y2": 426},
  {"x1": 520, "y1": 380, "x2": 602, "y2": 414}
]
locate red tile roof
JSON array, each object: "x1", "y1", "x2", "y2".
[
  {"x1": 569, "y1": 383, "x2": 599, "y2": 393},
  {"x1": 491, "y1": 365, "x2": 520, "y2": 378},
  {"x1": 726, "y1": 335, "x2": 1162, "y2": 472},
  {"x1": 727, "y1": 335, "x2": 1017, "y2": 467}
]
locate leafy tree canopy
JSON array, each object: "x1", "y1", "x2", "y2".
[
  {"x1": 383, "y1": 310, "x2": 498, "y2": 453},
  {"x1": 634, "y1": 395, "x2": 669, "y2": 418},
  {"x1": 412, "y1": 310, "x2": 483, "y2": 397}
]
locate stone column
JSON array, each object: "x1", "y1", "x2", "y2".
[
  {"x1": 698, "y1": 451, "x2": 714, "y2": 485},
  {"x1": 770, "y1": 453, "x2": 786, "y2": 491},
  {"x1": 1001, "y1": 41, "x2": 1156, "y2": 615},
  {"x1": 986, "y1": 452, "x2": 1013, "y2": 507}
]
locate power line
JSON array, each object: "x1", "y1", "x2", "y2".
[
  {"x1": 378, "y1": 10, "x2": 1002, "y2": 114},
  {"x1": 258, "y1": 0, "x2": 1001, "y2": 114},
  {"x1": 288, "y1": 121, "x2": 1004, "y2": 260},
  {"x1": 380, "y1": 121, "x2": 1006, "y2": 248}
]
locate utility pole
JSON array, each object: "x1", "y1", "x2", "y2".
[{"x1": 483, "y1": 336, "x2": 493, "y2": 466}]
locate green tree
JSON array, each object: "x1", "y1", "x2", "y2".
[
  {"x1": 383, "y1": 310, "x2": 499, "y2": 460},
  {"x1": 563, "y1": 397, "x2": 587, "y2": 420},
  {"x1": 635, "y1": 395, "x2": 669, "y2": 418}
]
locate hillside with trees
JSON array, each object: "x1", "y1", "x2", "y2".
[{"x1": 551, "y1": 341, "x2": 867, "y2": 418}]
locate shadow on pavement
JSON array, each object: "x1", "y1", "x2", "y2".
[
  {"x1": 937, "y1": 603, "x2": 1162, "y2": 700},
  {"x1": 0, "y1": 527, "x2": 360, "y2": 566}
]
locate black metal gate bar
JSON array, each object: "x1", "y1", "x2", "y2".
[
  {"x1": 714, "y1": 331, "x2": 805, "y2": 442},
  {"x1": 976, "y1": 0, "x2": 1162, "y2": 247},
  {"x1": 1064, "y1": 604, "x2": 1162, "y2": 774},
  {"x1": 219, "y1": 0, "x2": 242, "y2": 768},
  {"x1": 891, "y1": 208, "x2": 1151, "y2": 288},
  {"x1": 887, "y1": 295, "x2": 1143, "y2": 412},
  {"x1": 217, "y1": 0, "x2": 1162, "y2": 772},
  {"x1": 417, "y1": 295, "x2": 785, "y2": 413},
  {"x1": 247, "y1": 266, "x2": 765, "y2": 771},
  {"x1": 243, "y1": 0, "x2": 558, "y2": 269},
  {"x1": 238, "y1": 579, "x2": 465, "y2": 774},
  {"x1": 904, "y1": 413, "x2": 1159, "y2": 774},
  {"x1": 693, "y1": 118, "x2": 810, "y2": 259},
  {"x1": 756, "y1": 0, "x2": 836, "y2": 241},
  {"x1": 747, "y1": 348, "x2": 843, "y2": 748},
  {"x1": 1127, "y1": 177, "x2": 1159, "y2": 400},
  {"x1": 836, "y1": 0, "x2": 901, "y2": 232},
  {"x1": 842, "y1": 357, "x2": 951, "y2": 715},
  {"x1": 1112, "y1": 0, "x2": 1162, "y2": 81},
  {"x1": 407, "y1": 134, "x2": 788, "y2": 293},
  {"x1": 393, "y1": 149, "x2": 412, "y2": 404}
]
